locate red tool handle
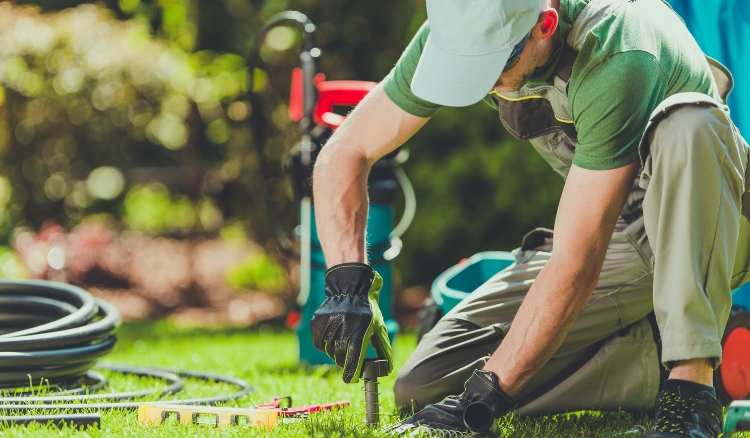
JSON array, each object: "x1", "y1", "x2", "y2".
[
  {"x1": 314, "y1": 80, "x2": 376, "y2": 129},
  {"x1": 288, "y1": 69, "x2": 325, "y2": 123},
  {"x1": 256, "y1": 397, "x2": 350, "y2": 416},
  {"x1": 288, "y1": 67, "x2": 376, "y2": 129},
  {"x1": 278, "y1": 400, "x2": 350, "y2": 416},
  {"x1": 256, "y1": 396, "x2": 292, "y2": 409}
]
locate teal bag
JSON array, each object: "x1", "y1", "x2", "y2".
[{"x1": 667, "y1": 0, "x2": 750, "y2": 134}]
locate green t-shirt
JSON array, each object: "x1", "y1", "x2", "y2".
[{"x1": 382, "y1": 0, "x2": 725, "y2": 170}]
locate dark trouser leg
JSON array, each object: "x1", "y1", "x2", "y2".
[
  {"x1": 394, "y1": 318, "x2": 504, "y2": 413},
  {"x1": 395, "y1": 218, "x2": 654, "y2": 412}
]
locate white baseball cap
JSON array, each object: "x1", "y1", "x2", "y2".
[{"x1": 411, "y1": 0, "x2": 547, "y2": 107}]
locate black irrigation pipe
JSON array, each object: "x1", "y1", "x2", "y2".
[
  {"x1": 0, "y1": 280, "x2": 119, "y2": 387},
  {"x1": 0, "y1": 281, "x2": 254, "y2": 428},
  {"x1": 0, "y1": 413, "x2": 102, "y2": 428},
  {"x1": 0, "y1": 365, "x2": 253, "y2": 411}
]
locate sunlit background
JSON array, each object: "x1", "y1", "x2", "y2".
[{"x1": 0, "y1": 0, "x2": 746, "y2": 329}]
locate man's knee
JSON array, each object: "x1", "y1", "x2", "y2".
[
  {"x1": 393, "y1": 358, "x2": 467, "y2": 413},
  {"x1": 392, "y1": 318, "x2": 503, "y2": 411},
  {"x1": 393, "y1": 366, "x2": 427, "y2": 413},
  {"x1": 648, "y1": 104, "x2": 730, "y2": 164}
]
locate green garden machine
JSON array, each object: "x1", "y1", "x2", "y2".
[{"x1": 247, "y1": 12, "x2": 414, "y2": 366}]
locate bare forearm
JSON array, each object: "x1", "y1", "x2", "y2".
[
  {"x1": 312, "y1": 146, "x2": 371, "y2": 265},
  {"x1": 484, "y1": 161, "x2": 639, "y2": 397},
  {"x1": 309, "y1": 84, "x2": 429, "y2": 267},
  {"x1": 484, "y1": 254, "x2": 600, "y2": 396}
]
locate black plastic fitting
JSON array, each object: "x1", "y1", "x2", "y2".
[
  {"x1": 463, "y1": 401, "x2": 499, "y2": 437},
  {"x1": 361, "y1": 358, "x2": 389, "y2": 427}
]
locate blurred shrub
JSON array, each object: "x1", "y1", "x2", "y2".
[
  {"x1": 0, "y1": 245, "x2": 26, "y2": 278},
  {"x1": 122, "y1": 183, "x2": 224, "y2": 234},
  {"x1": 226, "y1": 252, "x2": 288, "y2": 293},
  {"x1": 13, "y1": 219, "x2": 114, "y2": 280},
  {"x1": 9, "y1": 218, "x2": 289, "y2": 325},
  {"x1": 219, "y1": 220, "x2": 250, "y2": 243},
  {"x1": 0, "y1": 3, "x2": 248, "y2": 239},
  {"x1": 399, "y1": 106, "x2": 563, "y2": 284},
  {"x1": 118, "y1": 0, "x2": 198, "y2": 51}
]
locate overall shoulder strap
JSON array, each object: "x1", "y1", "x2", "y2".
[
  {"x1": 554, "y1": 47, "x2": 577, "y2": 91},
  {"x1": 567, "y1": 0, "x2": 633, "y2": 51},
  {"x1": 706, "y1": 56, "x2": 734, "y2": 102},
  {"x1": 554, "y1": 0, "x2": 631, "y2": 92}
]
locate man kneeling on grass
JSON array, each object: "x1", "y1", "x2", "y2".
[{"x1": 308, "y1": 0, "x2": 750, "y2": 436}]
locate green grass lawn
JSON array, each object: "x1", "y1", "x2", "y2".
[{"x1": 0, "y1": 321, "x2": 738, "y2": 437}]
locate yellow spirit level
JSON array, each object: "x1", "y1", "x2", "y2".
[
  {"x1": 137, "y1": 398, "x2": 350, "y2": 430},
  {"x1": 138, "y1": 403, "x2": 279, "y2": 430}
]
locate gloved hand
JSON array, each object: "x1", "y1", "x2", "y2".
[
  {"x1": 310, "y1": 263, "x2": 393, "y2": 383},
  {"x1": 384, "y1": 370, "x2": 516, "y2": 437}
]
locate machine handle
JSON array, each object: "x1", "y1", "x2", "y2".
[
  {"x1": 288, "y1": 68, "x2": 376, "y2": 129},
  {"x1": 314, "y1": 80, "x2": 376, "y2": 129},
  {"x1": 288, "y1": 68, "x2": 325, "y2": 123}
]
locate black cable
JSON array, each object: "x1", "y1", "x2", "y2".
[
  {"x1": 0, "y1": 414, "x2": 101, "y2": 428},
  {"x1": 246, "y1": 12, "x2": 316, "y2": 260},
  {"x1": 247, "y1": 11, "x2": 316, "y2": 105},
  {"x1": 0, "y1": 367, "x2": 184, "y2": 403},
  {"x1": 0, "y1": 281, "x2": 119, "y2": 386},
  {"x1": 0, "y1": 365, "x2": 252, "y2": 411},
  {"x1": 0, "y1": 281, "x2": 253, "y2": 426}
]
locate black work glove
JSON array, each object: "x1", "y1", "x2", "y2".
[
  {"x1": 310, "y1": 263, "x2": 393, "y2": 383},
  {"x1": 384, "y1": 370, "x2": 516, "y2": 437}
]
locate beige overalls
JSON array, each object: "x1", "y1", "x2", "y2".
[{"x1": 394, "y1": 0, "x2": 750, "y2": 415}]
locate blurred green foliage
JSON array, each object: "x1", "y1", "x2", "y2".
[
  {"x1": 400, "y1": 107, "x2": 563, "y2": 284},
  {"x1": 227, "y1": 252, "x2": 288, "y2": 292},
  {"x1": 0, "y1": 245, "x2": 26, "y2": 278},
  {"x1": 122, "y1": 183, "x2": 223, "y2": 234},
  {"x1": 2, "y1": 0, "x2": 564, "y2": 286},
  {"x1": 0, "y1": 3, "x2": 250, "y2": 241}
]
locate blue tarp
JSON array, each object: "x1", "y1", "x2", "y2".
[{"x1": 666, "y1": 0, "x2": 750, "y2": 134}]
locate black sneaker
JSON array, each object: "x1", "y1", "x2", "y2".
[{"x1": 644, "y1": 381, "x2": 723, "y2": 437}]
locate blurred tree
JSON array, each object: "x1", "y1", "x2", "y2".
[
  {"x1": 0, "y1": 4, "x2": 249, "y2": 239},
  {"x1": 3, "y1": 0, "x2": 564, "y2": 286},
  {"x1": 400, "y1": 106, "x2": 562, "y2": 285}
]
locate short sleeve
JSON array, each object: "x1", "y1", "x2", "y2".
[
  {"x1": 382, "y1": 21, "x2": 442, "y2": 118},
  {"x1": 570, "y1": 51, "x2": 669, "y2": 170}
]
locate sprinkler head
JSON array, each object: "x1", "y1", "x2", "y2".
[
  {"x1": 361, "y1": 359, "x2": 389, "y2": 380},
  {"x1": 463, "y1": 401, "x2": 498, "y2": 437},
  {"x1": 361, "y1": 359, "x2": 389, "y2": 427}
]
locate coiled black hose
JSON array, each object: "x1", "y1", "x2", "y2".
[
  {"x1": 0, "y1": 280, "x2": 119, "y2": 387},
  {"x1": 0, "y1": 280, "x2": 253, "y2": 426}
]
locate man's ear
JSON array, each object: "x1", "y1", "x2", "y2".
[{"x1": 535, "y1": 9, "x2": 559, "y2": 40}]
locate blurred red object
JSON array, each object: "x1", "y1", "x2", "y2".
[
  {"x1": 10, "y1": 221, "x2": 287, "y2": 325},
  {"x1": 13, "y1": 220, "x2": 114, "y2": 282},
  {"x1": 285, "y1": 309, "x2": 302, "y2": 329},
  {"x1": 287, "y1": 67, "x2": 376, "y2": 129}
]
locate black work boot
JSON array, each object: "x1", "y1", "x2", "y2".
[{"x1": 644, "y1": 380, "x2": 723, "y2": 437}]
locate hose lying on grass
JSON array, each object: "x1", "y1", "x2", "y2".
[
  {"x1": 0, "y1": 280, "x2": 252, "y2": 427},
  {"x1": 0, "y1": 280, "x2": 119, "y2": 387}
]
